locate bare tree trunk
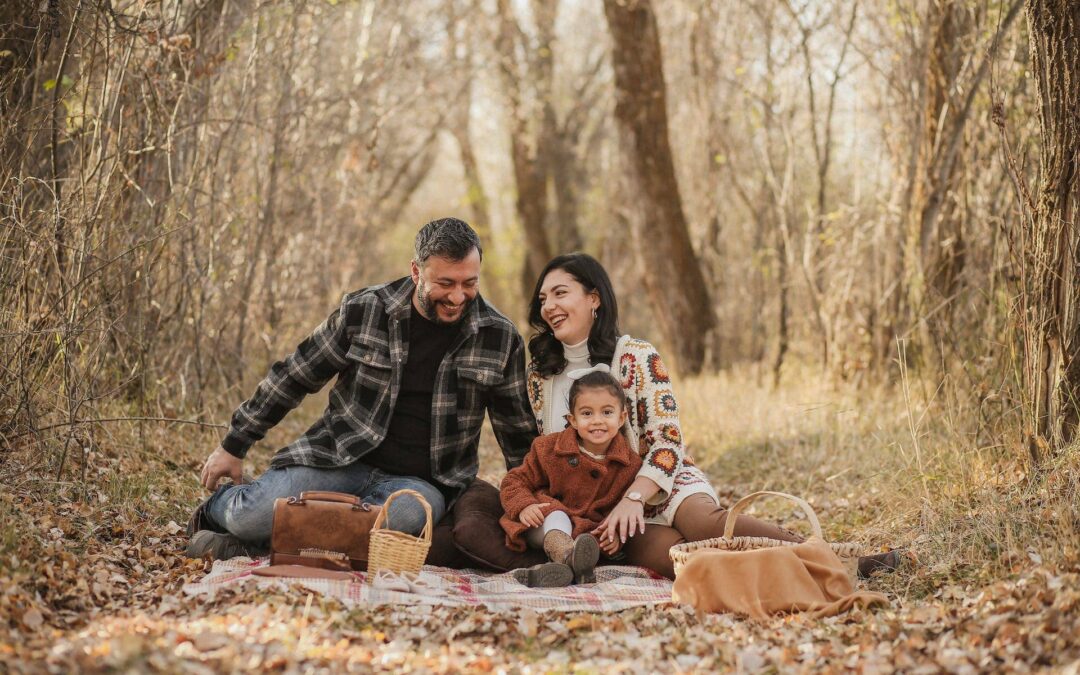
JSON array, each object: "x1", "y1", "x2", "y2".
[
  {"x1": 549, "y1": 41, "x2": 606, "y2": 257},
  {"x1": 532, "y1": 0, "x2": 579, "y2": 257},
  {"x1": 260, "y1": 8, "x2": 301, "y2": 335},
  {"x1": 1021, "y1": 0, "x2": 1080, "y2": 462},
  {"x1": 906, "y1": 0, "x2": 1023, "y2": 364},
  {"x1": 877, "y1": 109, "x2": 923, "y2": 374},
  {"x1": 454, "y1": 123, "x2": 490, "y2": 239},
  {"x1": 689, "y1": 1, "x2": 727, "y2": 368},
  {"x1": 602, "y1": 0, "x2": 716, "y2": 374},
  {"x1": 921, "y1": 1, "x2": 971, "y2": 310},
  {"x1": 873, "y1": 0, "x2": 1023, "y2": 375},
  {"x1": 751, "y1": 2, "x2": 794, "y2": 384},
  {"x1": 904, "y1": 0, "x2": 967, "y2": 364},
  {"x1": 784, "y1": 0, "x2": 858, "y2": 371},
  {"x1": 495, "y1": 0, "x2": 553, "y2": 298},
  {"x1": 445, "y1": 2, "x2": 491, "y2": 244},
  {"x1": 547, "y1": 131, "x2": 585, "y2": 253},
  {"x1": 773, "y1": 217, "x2": 791, "y2": 389}
]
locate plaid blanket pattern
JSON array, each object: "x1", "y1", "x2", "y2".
[{"x1": 183, "y1": 558, "x2": 674, "y2": 613}]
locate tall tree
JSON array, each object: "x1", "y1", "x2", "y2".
[
  {"x1": 602, "y1": 0, "x2": 716, "y2": 374},
  {"x1": 784, "y1": 0, "x2": 859, "y2": 371},
  {"x1": 494, "y1": 0, "x2": 555, "y2": 298},
  {"x1": 904, "y1": 0, "x2": 972, "y2": 365},
  {"x1": 1019, "y1": 0, "x2": 1080, "y2": 462},
  {"x1": 906, "y1": 0, "x2": 1024, "y2": 361},
  {"x1": 445, "y1": 2, "x2": 492, "y2": 244},
  {"x1": 493, "y1": 0, "x2": 596, "y2": 298}
]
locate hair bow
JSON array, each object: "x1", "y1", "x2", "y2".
[{"x1": 566, "y1": 363, "x2": 612, "y2": 380}]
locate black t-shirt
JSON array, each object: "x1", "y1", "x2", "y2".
[{"x1": 361, "y1": 303, "x2": 459, "y2": 491}]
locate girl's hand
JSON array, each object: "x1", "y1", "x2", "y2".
[
  {"x1": 593, "y1": 498, "x2": 645, "y2": 545},
  {"x1": 519, "y1": 503, "x2": 549, "y2": 528},
  {"x1": 598, "y1": 532, "x2": 623, "y2": 556}
]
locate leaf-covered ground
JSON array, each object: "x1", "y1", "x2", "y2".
[{"x1": 3, "y1": 369, "x2": 1079, "y2": 672}]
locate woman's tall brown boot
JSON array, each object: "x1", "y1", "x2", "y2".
[{"x1": 543, "y1": 530, "x2": 600, "y2": 584}]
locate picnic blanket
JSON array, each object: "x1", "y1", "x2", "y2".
[{"x1": 183, "y1": 557, "x2": 673, "y2": 613}]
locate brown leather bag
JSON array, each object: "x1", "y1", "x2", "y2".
[{"x1": 269, "y1": 491, "x2": 380, "y2": 571}]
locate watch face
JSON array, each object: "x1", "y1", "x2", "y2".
[{"x1": 628, "y1": 491, "x2": 642, "y2": 502}]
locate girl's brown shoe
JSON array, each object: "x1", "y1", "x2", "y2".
[{"x1": 511, "y1": 562, "x2": 574, "y2": 588}]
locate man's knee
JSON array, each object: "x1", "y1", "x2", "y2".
[
  {"x1": 215, "y1": 485, "x2": 276, "y2": 543},
  {"x1": 384, "y1": 490, "x2": 446, "y2": 535}
]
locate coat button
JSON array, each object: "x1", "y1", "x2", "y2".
[
  {"x1": 568, "y1": 456, "x2": 579, "y2": 467},
  {"x1": 590, "y1": 469, "x2": 601, "y2": 479}
]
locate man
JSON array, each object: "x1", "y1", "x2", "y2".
[{"x1": 186, "y1": 218, "x2": 539, "y2": 559}]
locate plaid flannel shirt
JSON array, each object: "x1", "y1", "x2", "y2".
[{"x1": 221, "y1": 276, "x2": 538, "y2": 493}]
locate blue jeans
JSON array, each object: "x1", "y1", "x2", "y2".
[{"x1": 204, "y1": 461, "x2": 447, "y2": 547}]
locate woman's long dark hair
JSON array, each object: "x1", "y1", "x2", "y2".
[{"x1": 527, "y1": 253, "x2": 620, "y2": 377}]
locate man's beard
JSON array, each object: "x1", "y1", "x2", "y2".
[{"x1": 416, "y1": 279, "x2": 473, "y2": 326}]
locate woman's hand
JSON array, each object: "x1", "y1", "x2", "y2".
[
  {"x1": 519, "y1": 503, "x2": 549, "y2": 528},
  {"x1": 592, "y1": 498, "x2": 645, "y2": 546}
]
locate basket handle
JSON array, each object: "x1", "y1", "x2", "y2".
[
  {"x1": 723, "y1": 491, "x2": 823, "y2": 540},
  {"x1": 371, "y1": 489, "x2": 433, "y2": 543}
]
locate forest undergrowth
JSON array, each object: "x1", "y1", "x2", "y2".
[{"x1": 1, "y1": 364, "x2": 1078, "y2": 672}]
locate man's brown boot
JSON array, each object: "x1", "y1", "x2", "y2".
[{"x1": 543, "y1": 530, "x2": 600, "y2": 584}]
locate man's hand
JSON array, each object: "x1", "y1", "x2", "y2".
[
  {"x1": 592, "y1": 498, "x2": 645, "y2": 546},
  {"x1": 200, "y1": 446, "x2": 243, "y2": 491},
  {"x1": 518, "y1": 503, "x2": 549, "y2": 528}
]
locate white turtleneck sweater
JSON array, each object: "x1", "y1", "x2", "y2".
[{"x1": 548, "y1": 338, "x2": 591, "y2": 431}]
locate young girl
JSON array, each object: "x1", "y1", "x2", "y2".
[{"x1": 500, "y1": 367, "x2": 643, "y2": 587}]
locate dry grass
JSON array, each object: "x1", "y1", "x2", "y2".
[{"x1": 678, "y1": 363, "x2": 1080, "y2": 598}]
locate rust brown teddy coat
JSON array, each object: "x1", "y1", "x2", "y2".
[{"x1": 499, "y1": 427, "x2": 643, "y2": 552}]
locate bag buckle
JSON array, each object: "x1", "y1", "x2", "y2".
[{"x1": 299, "y1": 548, "x2": 348, "y2": 562}]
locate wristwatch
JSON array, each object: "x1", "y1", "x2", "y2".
[{"x1": 624, "y1": 491, "x2": 644, "y2": 504}]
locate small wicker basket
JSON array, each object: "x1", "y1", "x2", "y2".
[
  {"x1": 367, "y1": 489, "x2": 433, "y2": 576},
  {"x1": 669, "y1": 491, "x2": 864, "y2": 577}
]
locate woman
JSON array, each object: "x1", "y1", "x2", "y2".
[{"x1": 525, "y1": 253, "x2": 899, "y2": 579}]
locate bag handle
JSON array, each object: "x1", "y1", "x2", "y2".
[
  {"x1": 371, "y1": 489, "x2": 433, "y2": 542},
  {"x1": 295, "y1": 491, "x2": 369, "y2": 508},
  {"x1": 723, "y1": 491, "x2": 823, "y2": 540}
]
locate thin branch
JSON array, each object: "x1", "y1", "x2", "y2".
[{"x1": 4, "y1": 416, "x2": 228, "y2": 443}]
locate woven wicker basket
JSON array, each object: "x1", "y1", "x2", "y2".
[
  {"x1": 367, "y1": 489, "x2": 433, "y2": 576},
  {"x1": 669, "y1": 491, "x2": 864, "y2": 577}
]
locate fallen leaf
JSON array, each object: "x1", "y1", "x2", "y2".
[
  {"x1": 192, "y1": 632, "x2": 230, "y2": 652},
  {"x1": 21, "y1": 608, "x2": 44, "y2": 631}
]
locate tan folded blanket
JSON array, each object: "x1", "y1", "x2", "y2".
[
  {"x1": 672, "y1": 538, "x2": 889, "y2": 619},
  {"x1": 252, "y1": 564, "x2": 360, "y2": 581}
]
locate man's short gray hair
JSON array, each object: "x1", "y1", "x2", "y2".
[{"x1": 414, "y1": 217, "x2": 483, "y2": 265}]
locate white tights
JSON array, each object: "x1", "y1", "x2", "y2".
[{"x1": 524, "y1": 510, "x2": 572, "y2": 549}]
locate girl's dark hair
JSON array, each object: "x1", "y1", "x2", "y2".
[
  {"x1": 527, "y1": 253, "x2": 620, "y2": 377},
  {"x1": 567, "y1": 371, "x2": 627, "y2": 413}
]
